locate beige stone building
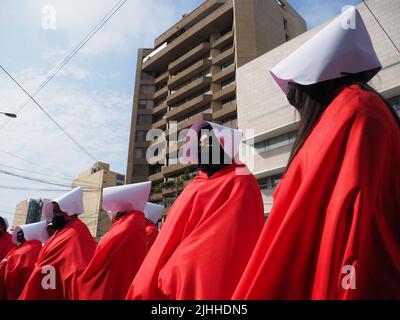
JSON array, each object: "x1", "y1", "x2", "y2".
[
  {"x1": 73, "y1": 162, "x2": 125, "y2": 241},
  {"x1": 236, "y1": 0, "x2": 400, "y2": 217},
  {"x1": 12, "y1": 198, "x2": 49, "y2": 230},
  {"x1": 126, "y1": 0, "x2": 306, "y2": 209}
]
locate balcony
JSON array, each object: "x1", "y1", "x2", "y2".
[
  {"x1": 162, "y1": 163, "x2": 193, "y2": 178},
  {"x1": 132, "y1": 157, "x2": 148, "y2": 165},
  {"x1": 141, "y1": 1, "x2": 233, "y2": 72},
  {"x1": 147, "y1": 152, "x2": 165, "y2": 166},
  {"x1": 134, "y1": 141, "x2": 150, "y2": 148},
  {"x1": 153, "y1": 102, "x2": 168, "y2": 116},
  {"x1": 149, "y1": 192, "x2": 163, "y2": 202},
  {"x1": 177, "y1": 112, "x2": 213, "y2": 131},
  {"x1": 168, "y1": 58, "x2": 212, "y2": 90},
  {"x1": 139, "y1": 93, "x2": 154, "y2": 100},
  {"x1": 213, "y1": 83, "x2": 236, "y2": 101},
  {"x1": 162, "y1": 185, "x2": 177, "y2": 196},
  {"x1": 166, "y1": 140, "x2": 186, "y2": 159},
  {"x1": 154, "y1": 0, "x2": 228, "y2": 48},
  {"x1": 136, "y1": 124, "x2": 152, "y2": 131},
  {"x1": 153, "y1": 86, "x2": 168, "y2": 100},
  {"x1": 169, "y1": 42, "x2": 211, "y2": 74},
  {"x1": 149, "y1": 171, "x2": 164, "y2": 183},
  {"x1": 212, "y1": 46, "x2": 235, "y2": 66},
  {"x1": 213, "y1": 104, "x2": 237, "y2": 121},
  {"x1": 212, "y1": 30, "x2": 234, "y2": 49},
  {"x1": 167, "y1": 76, "x2": 212, "y2": 106},
  {"x1": 154, "y1": 71, "x2": 169, "y2": 86},
  {"x1": 152, "y1": 117, "x2": 167, "y2": 130},
  {"x1": 212, "y1": 64, "x2": 235, "y2": 83},
  {"x1": 166, "y1": 94, "x2": 212, "y2": 121},
  {"x1": 136, "y1": 109, "x2": 153, "y2": 116}
]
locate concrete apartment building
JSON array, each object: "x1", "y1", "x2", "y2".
[
  {"x1": 236, "y1": 0, "x2": 400, "y2": 217},
  {"x1": 12, "y1": 198, "x2": 49, "y2": 229},
  {"x1": 73, "y1": 161, "x2": 125, "y2": 241},
  {"x1": 126, "y1": 0, "x2": 306, "y2": 208}
]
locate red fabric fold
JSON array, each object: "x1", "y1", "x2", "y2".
[
  {"x1": 1, "y1": 240, "x2": 42, "y2": 300},
  {"x1": 77, "y1": 211, "x2": 147, "y2": 300},
  {"x1": 0, "y1": 233, "x2": 15, "y2": 260},
  {"x1": 126, "y1": 162, "x2": 264, "y2": 300},
  {"x1": 19, "y1": 218, "x2": 96, "y2": 300},
  {"x1": 233, "y1": 85, "x2": 400, "y2": 300},
  {"x1": 145, "y1": 220, "x2": 159, "y2": 252}
]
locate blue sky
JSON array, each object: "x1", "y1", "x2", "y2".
[{"x1": 0, "y1": 0, "x2": 361, "y2": 225}]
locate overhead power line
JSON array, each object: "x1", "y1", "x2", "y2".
[
  {"x1": 0, "y1": 169, "x2": 101, "y2": 190},
  {"x1": 0, "y1": 64, "x2": 98, "y2": 161},
  {"x1": 0, "y1": 163, "x2": 99, "y2": 187},
  {"x1": 0, "y1": 0, "x2": 129, "y2": 132},
  {"x1": 362, "y1": 0, "x2": 400, "y2": 55}
]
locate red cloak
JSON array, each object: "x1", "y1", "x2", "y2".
[
  {"x1": 145, "y1": 219, "x2": 159, "y2": 252},
  {"x1": 19, "y1": 218, "x2": 96, "y2": 300},
  {"x1": 77, "y1": 211, "x2": 147, "y2": 300},
  {"x1": 1, "y1": 240, "x2": 42, "y2": 300},
  {"x1": 126, "y1": 162, "x2": 264, "y2": 300},
  {"x1": 0, "y1": 233, "x2": 15, "y2": 260},
  {"x1": 0, "y1": 246, "x2": 15, "y2": 300},
  {"x1": 233, "y1": 84, "x2": 400, "y2": 300}
]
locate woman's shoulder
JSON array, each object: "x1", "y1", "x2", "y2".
[{"x1": 339, "y1": 84, "x2": 395, "y2": 127}]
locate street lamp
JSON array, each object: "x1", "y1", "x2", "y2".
[{"x1": 0, "y1": 112, "x2": 17, "y2": 118}]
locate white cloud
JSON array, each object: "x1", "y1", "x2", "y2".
[
  {"x1": 0, "y1": 0, "x2": 206, "y2": 225},
  {"x1": 0, "y1": 67, "x2": 131, "y2": 224}
]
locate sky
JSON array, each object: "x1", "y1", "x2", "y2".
[{"x1": 0, "y1": 0, "x2": 361, "y2": 225}]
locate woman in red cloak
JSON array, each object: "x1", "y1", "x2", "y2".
[
  {"x1": 0, "y1": 222, "x2": 47, "y2": 300},
  {"x1": 77, "y1": 182, "x2": 151, "y2": 300},
  {"x1": 0, "y1": 217, "x2": 15, "y2": 261},
  {"x1": 126, "y1": 121, "x2": 264, "y2": 300},
  {"x1": 19, "y1": 187, "x2": 96, "y2": 300},
  {"x1": 232, "y1": 7, "x2": 400, "y2": 300}
]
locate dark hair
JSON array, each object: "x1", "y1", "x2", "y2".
[
  {"x1": 0, "y1": 216, "x2": 6, "y2": 227},
  {"x1": 286, "y1": 71, "x2": 400, "y2": 170}
]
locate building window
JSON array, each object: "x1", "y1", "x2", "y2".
[
  {"x1": 170, "y1": 86, "x2": 211, "y2": 109},
  {"x1": 116, "y1": 174, "x2": 125, "y2": 186},
  {"x1": 222, "y1": 96, "x2": 236, "y2": 109},
  {"x1": 255, "y1": 131, "x2": 297, "y2": 154},
  {"x1": 141, "y1": 72, "x2": 153, "y2": 81},
  {"x1": 220, "y1": 42, "x2": 233, "y2": 53},
  {"x1": 138, "y1": 100, "x2": 153, "y2": 110},
  {"x1": 222, "y1": 117, "x2": 237, "y2": 129},
  {"x1": 26, "y1": 199, "x2": 45, "y2": 224},
  {"x1": 149, "y1": 164, "x2": 162, "y2": 175},
  {"x1": 137, "y1": 115, "x2": 152, "y2": 125},
  {"x1": 388, "y1": 95, "x2": 400, "y2": 116},
  {"x1": 176, "y1": 105, "x2": 212, "y2": 123},
  {"x1": 153, "y1": 114, "x2": 164, "y2": 123},
  {"x1": 221, "y1": 77, "x2": 235, "y2": 89},
  {"x1": 258, "y1": 173, "x2": 284, "y2": 192},
  {"x1": 136, "y1": 131, "x2": 147, "y2": 142},
  {"x1": 133, "y1": 165, "x2": 148, "y2": 176},
  {"x1": 155, "y1": 97, "x2": 166, "y2": 107},
  {"x1": 135, "y1": 147, "x2": 146, "y2": 158},
  {"x1": 172, "y1": 68, "x2": 211, "y2": 92},
  {"x1": 221, "y1": 59, "x2": 234, "y2": 71},
  {"x1": 155, "y1": 82, "x2": 167, "y2": 92},
  {"x1": 140, "y1": 84, "x2": 154, "y2": 95}
]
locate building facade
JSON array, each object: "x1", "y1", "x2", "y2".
[
  {"x1": 12, "y1": 198, "x2": 49, "y2": 229},
  {"x1": 126, "y1": 0, "x2": 306, "y2": 210},
  {"x1": 73, "y1": 161, "x2": 125, "y2": 241},
  {"x1": 236, "y1": 0, "x2": 400, "y2": 217}
]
